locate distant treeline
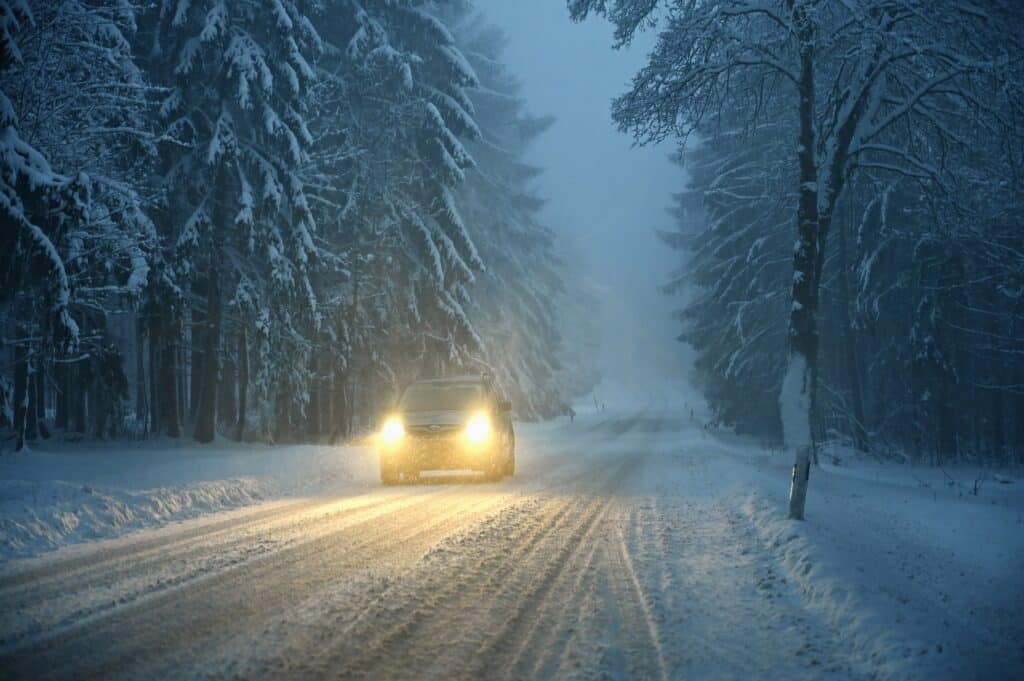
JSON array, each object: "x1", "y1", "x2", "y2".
[{"x1": 0, "y1": 0, "x2": 600, "y2": 450}]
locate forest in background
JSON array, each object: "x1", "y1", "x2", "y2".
[
  {"x1": 571, "y1": 0, "x2": 1024, "y2": 468},
  {"x1": 0, "y1": 0, "x2": 600, "y2": 450}
]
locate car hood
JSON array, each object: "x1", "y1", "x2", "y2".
[{"x1": 401, "y1": 410, "x2": 469, "y2": 427}]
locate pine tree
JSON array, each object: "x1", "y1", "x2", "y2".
[
  {"x1": 306, "y1": 0, "x2": 484, "y2": 428},
  {"x1": 140, "y1": 0, "x2": 323, "y2": 441},
  {"x1": 451, "y1": 13, "x2": 571, "y2": 419},
  {"x1": 2, "y1": 0, "x2": 156, "y2": 447}
]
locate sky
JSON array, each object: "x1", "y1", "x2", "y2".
[{"x1": 476, "y1": 0, "x2": 692, "y2": 391}]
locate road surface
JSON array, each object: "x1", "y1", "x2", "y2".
[{"x1": 0, "y1": 413, "x2": 860, "y2": 680}]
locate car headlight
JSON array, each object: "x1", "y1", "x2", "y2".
[
  {"x1": 464, "y1": 412, "x2": 491, "y2": 445},
  {"x1": 380, "y1": 417, "x2": 405, "y2": 445}
]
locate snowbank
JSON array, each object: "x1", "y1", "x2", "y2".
[
  {"x1": 736, "y1": 454, "x2": 1024, "y2": 679},
  {"x1": 0, "y1": 439, "x2": 377, "y2": 561}
]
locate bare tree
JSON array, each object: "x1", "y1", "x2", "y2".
[{"x1": 570, "y1": 0, "x2": 1015, "y2": 518}]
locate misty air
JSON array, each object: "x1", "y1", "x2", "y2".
[{"x1": 0, "y1": 1, "x2": 1022, "y2": 679}]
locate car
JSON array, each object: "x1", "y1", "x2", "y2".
[{"x1": 376, "y1": 375, "x2": 515, "y2": 485}]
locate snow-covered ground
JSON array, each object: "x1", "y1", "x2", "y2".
[
  {"x1": 0, "y1": 439, "x2": 377, "y2": 560},
  {"x1": 1, "y1": 397, "x2": 1021, "y2": 680}
]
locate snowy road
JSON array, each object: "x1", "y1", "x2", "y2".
[{"x1": 1, "y1": 411, "x2": 1021, "y2": 680}]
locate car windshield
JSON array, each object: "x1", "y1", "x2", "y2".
[{"x1": 399, "y1": 383, "x2": 483, "y2": 412}]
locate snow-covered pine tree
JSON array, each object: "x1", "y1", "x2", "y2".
[
  {"x1": 449, "y1": 12, "x2": 571, "y2": 419},
  {"x1": 1, "y1": 1, "x2": 81, "y2": 451},
  {"x1": 1, "y1": 0, "x2": 157, "y2": 447},
  {"x1": 306, "y1": 1, "x2": 484, "y2": 432},
  {"x1": 664, "y1": 124, "x2": 793, "y2": 439},
  {"x1": 139, "y1": 0, "x2": 322, "y2": 441}
]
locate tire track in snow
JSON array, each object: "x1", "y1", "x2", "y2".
[
  {"x1": 0, "y1": 486, "x2": 455, "y2": 651},
  {"x1": 277, "y1": 489, "x2": 599, "y2": 679},
  {"x1": 608, "y1": 518, "x2": 670, "y2": 681},
  {"x1": 0, "y1": 485, "x2": 516, "y2": 680},
  {"x1": 242, "y1": 453, "x2": 639, "y2": 681},
  {"x1": 489, "y1": 456, "x2": 656, "y2": 680}
]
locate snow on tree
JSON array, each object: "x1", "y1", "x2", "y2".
[
  {"x1": 446, "y1": 10, "x2": 574, "y2": 420},
  {"x1": 662, "y1": 125, "x2": 793, "y2": 439},
  {"x1": 140, "y1": 0, "x2": 323, "y2": 441},
  {"x1": 303, "y1": 0, "x2": 486, "y2": 432},
  {"x1": 0, "y1": 0, "x2": 595, "y2": 447},
  {"x1": 572, "y1": 0, "x2": 1023, "y2": 517},
  {"x1": 1, "y1": 0, "x2": 158, "y2": 448}
]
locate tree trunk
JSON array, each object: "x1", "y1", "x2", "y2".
[
  {"x1": 33, "y1": 361, "x2": 48, "y2": 439},
  {"x1": 148, "y1": 317, "x2": 159, "y2": 434},
  {"x1": 177, "y1": 343, "x2": 186, "y2": 429},
  {"x1": 837, "y1": 213, "x2": 868, "y2": 452},
  {"x1": 235, "y1": 325, "x2": 248, "y2": 442},
  {"x1": 14, "y1": 343, "x2": 28, "y2": 452},
  {"x1": 783, "y1": 16, "x2": 818, "y2": 521},
  {"x1": 159, "y1": 315, "x2": 181, "y2": 438},
  {"x1": 92, "y1": 367, "x2": 107, "y2": 439},
  {"x1": 189, "y1": 288, "x2": 205, "y2": 423},
  {"x1": 273, "y1": 393, "x2": 289, "y2": 443},
  {"x1": 136, "y1": 316, "x2": 147, "y2": 433},
  {"x1": 25, "y1": 353, "x2": 38, "y2": 441},
  {"x1": 55, "y1": 361, "x2": 68, "y2": 431},
  {"x1": 937, "y1": 377, "x2": 956, "y2": 465},
  {"x1": 320, "y1": 356, "x2": 330, "y2": 441},
  {"x1": 219, "y1": 332, "x2": 236, "y2": 432},
  {"x1": 193, "y1": 269, "x2": 220, "y2": 444},
  {"x1": 72, "y1": 365, "x2": 86, "y2": 435},
  {"x1": 307, "y1": 355, "x2": 320, "y2": 438},
  {"x1": 986, "y1": 315, "x2": 1005, "y2": 464},
  {"x1": 331, "y1": 366, "x2": 348, "y2": 443}
]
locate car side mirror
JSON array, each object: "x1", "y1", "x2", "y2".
[{"x1": 498, "y1": 400, "x2": 512, "y2": 413}]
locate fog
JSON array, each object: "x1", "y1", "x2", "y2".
[{"x1": 477, "y1": 1, "x2": 691, "y2": 391}]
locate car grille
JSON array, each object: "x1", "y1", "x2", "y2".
[{"x1": 406, "y1": 424, "x2": 462, "y2": 439}]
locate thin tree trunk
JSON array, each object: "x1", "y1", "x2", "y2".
[
  {"x1": 308, "y1": 354, "x2": 320, "y2": 438},
  {"x1": 177, "y1": 343, "x2": 186, "y2": 429},
  {"x1": 837, "y1": 212, "x2": 868, "y2": 452},
  {"x1": 72, "y1": 364, "x2": 86, "y2": 435},
  {"x1": 92, "y1": 365, "x2": 107, "y2": 439},
  {"x1": 33, "y1": 362, "x2": 48, "y2": 439},
  {"x1": 148, "y1": 316, "x2": 159, "y2": 434},
  {"x1": 784, "y1": 13, "x2": 818, "y2": 521},
  {"x1": 55, "y1": 361, "x2": 68, "y2": 431},
  {"x1": 189, "y1": 288, "x2": 205, "y2": 423},
  {"x1": 320, "y1": 355, "x2": 330, "y2": 441},
  {"x1": 193, "y1": 269, "x2": 220, "y2": 444},
  {"x1": 159, "y1": 315, "x2": 181, "y2": 438},
  {"x1": 273, "y1": 394, "x2": 288, "y2": 443},
  {"x1": 937, "y1": 373, "x2": 956, "y2": 465},
  {"x1": 236, "y1": 325, "x2": 248, "y2": 442},
  {"x1": 136, "y1": 316, "x2": 147, "y2": 434},
  {"x1": 25, "y1": 352, "x2": 38, "y2": 441},
  {"x1": 219, "y1": 331, "x2": 236, "y2": 432},
  {"x1": 331, "y1": 366, "x2": 348, "y2": 443},
  {"x1": 991, "y1": 382, "x2": 1004, "y2": 463},
  {"x1": 14, "y1": 343, "x2": 28, "y2": 452}
]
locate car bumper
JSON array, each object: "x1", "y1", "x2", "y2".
[{"x1": 379, "y1": 436, "x2": 499, "y2": 471}]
